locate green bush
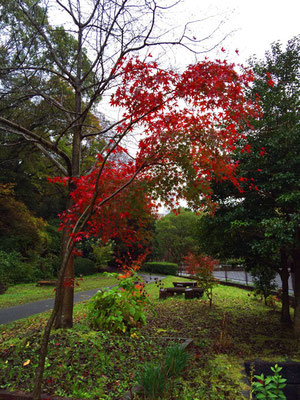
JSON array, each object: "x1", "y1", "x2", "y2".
[
  {"x1": 142, "y1": 261, "x2": 178, "y2": 275},
  {"x1": 87, "y1": 271, "x2": 152, "y2": 334},
  {"x1": 251, "y1": 265, "x2": 278, "y2": 305},
  {"x1": 33, "y1": 253, "x2": 60, "y2": 280},
  {"x1": 0, "y1": 251, "x2": 41, "y2": 285},
  {"x1": 74, "y1": 257, "x2": 96, "y2": 276}
]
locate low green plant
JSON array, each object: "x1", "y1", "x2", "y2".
[
  {"x1": 87, "y1": 271, "x2": 152, "y2": 334},
  {"x1": 251, "y1": 266, "x2": 278, "y2": 306},
  {"x1": 164, "y1": 344, "x2": 190, "y2": 378},
  {"x1": 139, "y1": 362, "x2": 168, "y2": 399},
  {"x1": 138, "y1": 344, "x2": 189, "y2": 399},
  {"x1": 252, "y1": 364, "x2": 287, "y2": 400}
]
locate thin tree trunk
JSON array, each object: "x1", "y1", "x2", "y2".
[
  {"x1": 52, "y1": 25, "x2": 83, "y2": 329},
  {"x1": 279, "y1": 248, "x2": 292, "y2": 327},
  {"x1": 54, "y1": 253, "x2": 74, "y2": 329},
  {"x1": 293, "y1": 228, "x2": 300, "y2": 338},
  {"x1": 293, "y1": 264, "x2": 300, "y2": 338},
  {"x1": 32, "y1": 247, "x2": 73, "y2": 399},
  {"x1": 54, "y1": 191, "x2": 75, "y2": 329}
]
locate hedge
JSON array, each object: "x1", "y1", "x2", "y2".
[
  {"x1": 74, "y1": 257, "x2": 96, "y2": 276},
  {"x1": 141, "y1": 261, "x2": 178, "y2": 275}
]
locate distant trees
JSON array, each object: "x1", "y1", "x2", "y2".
[
  {"x1": 0, "y1": 183, "x2": 61, "y2": 285},
  {"x1": 152, "y1": 209, "x2": 200, "y2": 264}
]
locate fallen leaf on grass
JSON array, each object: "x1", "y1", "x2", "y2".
[
  {"x1": 23, "y1": 359, "x2": 31, "y2": 366},
  {"x1": 156, "y1": 328, "x2": 168, "y2": 333}
]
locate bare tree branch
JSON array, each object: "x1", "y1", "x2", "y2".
[{"x1": 0, "y1": 117, "x2": 72, "y2": 175}]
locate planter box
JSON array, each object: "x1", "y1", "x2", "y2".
[{"x1": 0, "y1": 390, "x2": 80, "y2": 400}]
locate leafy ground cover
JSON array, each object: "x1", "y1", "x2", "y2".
[
  {"x1": 0, "y1": 273, "x2": 118, "y2": 309},
  {"x1": 0, "y1": 276, "x2": 299, "y2": 399}
]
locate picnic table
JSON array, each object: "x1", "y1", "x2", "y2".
[
  {"x1": 159, "y1": 286, "x2": 204, "y2": 300},
  {"x1": 173, "y1": 281, "x2": 197, "y2": 288}
]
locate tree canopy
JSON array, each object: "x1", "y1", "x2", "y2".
[
  {"x1": 196, "y1": 36, "x2": 300, "y2": 333},
  {"x1": 0, "y1": 2, "x2": 263, "y2": 397}
]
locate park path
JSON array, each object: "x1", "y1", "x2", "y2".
[
  {"x1": 0, "y1": 273, "x2": 164, "y2": 325},
  {"x1": 178, "y1": 270, "x2": 294, "y2": 294},
  {"x1": 212, "y1": 270, "x2": 294, "y2": 293}
]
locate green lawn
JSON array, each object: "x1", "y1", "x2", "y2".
[
  {"x1": 0, "y1": 273, "x2": 118, "y2": 309},
  {"x1": 0, "y1": 276, "x2": 298, "y2": 400}
]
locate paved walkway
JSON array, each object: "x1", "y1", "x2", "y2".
[
  {"x1": 178, "y1": 270, "x2": 294, "y2": 293},
  {"x1": 0, "y1": 273, "x2": 164, "y2": 325},
  {"x1": 212, "y1": 270, "x2": 294, "y2": 293}
]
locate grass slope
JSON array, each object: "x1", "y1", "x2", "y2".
[
  {"x1": 0, "y1": 275, "x2": 298, "y2": 399},
  {"x1": 0, "y1": 273, "x2": 118, "y2": 309}
]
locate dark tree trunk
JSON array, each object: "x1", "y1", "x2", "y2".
[
  {"x1": 32, "y1": 246, "x2": 74, "y2": 399},
  {"x1": 54, "y1": 190, "x2": 75, "y2": 329},
  {"x1": 293, "y1": 228, "x2": 300, "y2": 338},
  {"x1": 54, "y1": 252, "x2": 74, "y2": 329},
  {"x1": 279, "y1": 248, "x2": 292, "y2": 327}
]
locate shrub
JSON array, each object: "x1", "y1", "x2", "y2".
[
  {"x1": 87, "y1": 271, "x2": 152, "y2": 334},
  {"x1": 33, "y1": 253, "x2": 61, "y2": 280},
  {"x1": 74, "y1": 257, "x2": 96, "y2": 276},
  {"x1": 0, "y1": 251, "x2": 40, "y2": 285},
  {"x1": 142, "y1": 261, "x2": 178, "y2": 275},
  {"x1": 251, "y1": 265, "x2": 278, "y2": 305}
]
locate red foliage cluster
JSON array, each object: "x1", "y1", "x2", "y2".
[
  {"x1": 111, "y1": 57, "x2": 260, "y2": 209},
  {"x1": 49, "y1": 56, "x2": 261, "y2": 264},
  {"x1": 184, "y1": 253, "x2": 219, "y2": 276}
]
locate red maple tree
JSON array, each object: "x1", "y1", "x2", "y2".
[
  {"x1": 35, "y1": 55, "x2": 260, "y2": 399},
  {"x1": 58, "y1": 56, "x2": 260, "y2": 255}
]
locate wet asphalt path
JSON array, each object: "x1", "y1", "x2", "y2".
[{"x1": 0, "y1": 273, "x2": 164, "y2": 325}]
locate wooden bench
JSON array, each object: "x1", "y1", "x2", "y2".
[
  {"x1": 159, "y1": 287, "x2": 204, "y2": 300},
  {"x1": 36, "y1": 280, "x2": 57, "y2": 287},
  {"x1": 0, "y1": 283, "x2": 7, "y2": 294},
  {"x1": 173, "y1": 281, "x2": 197, "y2": 288}
]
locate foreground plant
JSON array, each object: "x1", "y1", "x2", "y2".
[
  {"x1": 252, "y1": 364, "x2": 287, "y2": 400},
  {"x1": 87, "y1": 271, "x2": 153, "y2": 334},
  {"x1": 138, "y1": 344, "x2": 190, "y2": 399}
]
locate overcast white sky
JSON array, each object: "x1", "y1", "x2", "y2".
[
  {"x1": 153, "y1": 0, "x2": 300, "y2": 213},
  {"x1": 100, "y1": 0, "x2": 299, "y2": 119},
  {"x1": 175, "y1": 0, "x2": 299, "y2": 64}
]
